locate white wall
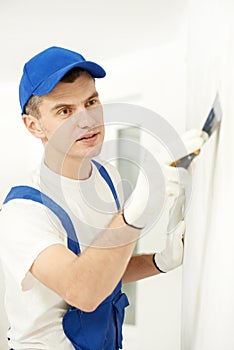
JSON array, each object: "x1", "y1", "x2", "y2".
[
  {"x1": 0, "y1": 1, "x2": 188, "y2": 349},
  {"x1": 181, "y1": 0, "x2": 234, "y2": 349}
]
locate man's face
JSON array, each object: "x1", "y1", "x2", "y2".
[{"x1": 37, "y1": 72, "x2": 105, "y2": 161}]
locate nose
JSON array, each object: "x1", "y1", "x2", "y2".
[
  {"x1": 77, "y1": 110, "x2": 95, "y2": 128},
  {"x1": 74, "y1": 106, "x2": 103, "y2": 129}
]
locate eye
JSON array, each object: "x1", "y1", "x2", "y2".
[
  {"x1": 57, "y1": 107, "x2": 73, "y2": 117},
  {"x1": 86, "y1": 98, "x2": 100, "y2": 108}
]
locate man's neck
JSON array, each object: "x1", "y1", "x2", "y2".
[{"x1": 44, "y1": 152, "x2": 93, "y2": 180}]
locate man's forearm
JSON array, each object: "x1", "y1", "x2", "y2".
[
  {"x1": 66, "y1": 212, "x2": 141, "y2": 311},
  {"x1": 122, "y1": 253, "x2": 161, "y2": 285}
]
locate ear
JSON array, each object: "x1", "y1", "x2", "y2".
[{"x1": 22, "y1": 114, "x2": 46, "y2": 139}]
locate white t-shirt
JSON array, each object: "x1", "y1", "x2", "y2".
[{"x1": 0, "y1": 160, "x2": 123, "y2": 350}]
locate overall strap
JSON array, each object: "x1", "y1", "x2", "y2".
[
  {"x1": 92, "y1": 159, "x2": 120, "y2": 211},
  {"x1": 3, "y1": 160, "x2": 120, "y2": 255},
  {"x1": 3, "y1": 186, "x2": 80, "y2": 254}
]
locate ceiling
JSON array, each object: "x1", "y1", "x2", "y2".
[{"x1": 1, "y1": 0, "x2": 187, "y2": 82}]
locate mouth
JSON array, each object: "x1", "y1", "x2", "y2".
[{"x1": 76, "y1": 131, "x2": 100, "y2": 143}]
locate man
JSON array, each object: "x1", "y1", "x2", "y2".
[{"x1": 0, "y1": 46, "x2": 206, "y2": 350}]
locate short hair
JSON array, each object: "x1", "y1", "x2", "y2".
[{"x1": 24, "y1": 68, "x2": 91, "y2": 118}]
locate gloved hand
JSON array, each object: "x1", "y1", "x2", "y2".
[
  {"x1": 122, "y1": 149, "x2": 162, "y2": 229},
  {"x1": 153, "y1": 165, "x2": 189, "y2": 272},
  {"x1": 181, "y1": 129, "x2": 208, "y2": 154},
  {"x1": 156, "y1": 129, "x2": 208, "y2": 165},
  {"x1": 153, "y1": 220, "x2": 185, "y2": 273},
  {"x1": 123, "y1": 150, "x2": 189, "y2": 231}
]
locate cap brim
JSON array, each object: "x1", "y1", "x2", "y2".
[{"x1": 34, "y1": 61, "x2": 106, "y2": 96}]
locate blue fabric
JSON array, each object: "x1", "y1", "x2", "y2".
[
  {"x1": 19, "y1": 46, "x2": 106, "y2": 114},
  {"x1": 3, "y1": 185, "x2": 80, "y2": 254},
  {"x1": 4, "y1": 160, "x2": 129, "y2": 350},
  {"x1": 92, "y1": 159, "x2": 121, "y2": 211},
  {"x1": 62, "y1": 287, "x2": 129, "y2": 350}
]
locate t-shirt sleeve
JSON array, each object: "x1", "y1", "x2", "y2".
[{"x1": 0, "y1": 199, "x2": 66, "y2": 291}]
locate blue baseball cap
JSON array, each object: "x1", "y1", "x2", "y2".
[{"x1": 19, "y1": 46, "x2": 106, "y2": 114}]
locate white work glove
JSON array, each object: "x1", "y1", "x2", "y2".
[
  {"x1": 122, "y1": 150, "x2": 189, "y2": 232},
  {"x1": 153, "y1": 220, "x2": 185, "y2": 273},
  {"x1": 181, "y1": 129, "x2": 208, "y2": 155},
  {"x1": 153, "y1": 165, "x2": 189, "y2": 273},
  {"x1": 156, "y1": 129, "x2": 208, "y2": 165},
  {"x1": 122, "y1": 149, "x2": 162, "y2": 229}
]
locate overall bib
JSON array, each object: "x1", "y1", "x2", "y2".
[{"x1": 3, "y1": 160, "x2": 129, "y2": 350}]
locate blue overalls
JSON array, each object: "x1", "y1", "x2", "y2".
[{"x1": 3, "y1": 160, "x2": 129, "y2": 350}]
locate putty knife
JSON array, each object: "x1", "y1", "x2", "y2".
[{"x1": 170, "y1": 93, "x2": 222, "y2": 169}]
